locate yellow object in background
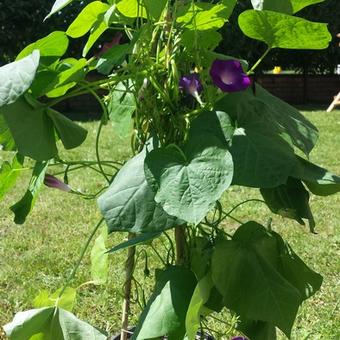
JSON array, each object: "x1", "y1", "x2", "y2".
[{"x1": 273, "y1": 66, "x2": 282, "y2": 74}]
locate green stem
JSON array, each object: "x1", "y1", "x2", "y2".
[
  {"x1": 222, "y1": 199, "x2": 266, "y2": 221},
  {"x1": 95, "y1": 120, "x2": 111, "y2": 184},
  {"x1": 58, "y1": 218, "x2": 104, "y2": 298},
  {"x1": 247, "y1": 47, "x2": 271, "y2": 75}
]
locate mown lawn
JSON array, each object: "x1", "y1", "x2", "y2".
[{"x1": 0, "y1": 109, "x2": 339, "y2": 339}]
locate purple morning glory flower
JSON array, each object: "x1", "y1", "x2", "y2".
[
  {"x1": 179, "y1": 73, "x2": 203, "y2": 97},
  {"x1": 44, "y1": 174, "x2": 71, "y2": 193},
  {"x1": 210, "y1": 59, "x2": 251, "y2": 92}
]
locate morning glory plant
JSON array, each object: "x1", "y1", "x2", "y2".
[
  {"x1": 44, "y1": 174, "x2": 72, "y2": 193},
  {"x1": 210, "y1": 59, "x2": 251, "y2": 92},
  {"x1": 0, "y1": 0, "x2": 339, "y2": 339},
  {"x1": 179, "y1": 73, "x2": 203, "y2": 104}
]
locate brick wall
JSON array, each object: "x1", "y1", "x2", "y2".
[{"x1": 256, "y1": 75, "x2": 340, "y2": 105}]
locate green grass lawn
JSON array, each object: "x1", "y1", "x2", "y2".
[{"x1": 1, "y1": 109, "x2": 339, "y2": 339}]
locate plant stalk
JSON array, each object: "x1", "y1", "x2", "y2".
[
  {"x1": 175, "y1": 225, "x2": 187, "y2": 266},
  {"x1": 121, "y1": 233, "x2": 136, "y2": 340}
]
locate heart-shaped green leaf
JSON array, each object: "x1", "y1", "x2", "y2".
[
  {"x1": 251, "y1": 0, "x2": 325, "y2": 14},
  {"x1": 211, "y1": 222, "x2": 301, "y2": 337},
  {"x1": 1, "y1": 96, "x2": 87, "y2": 160},
  {"x1": 4, "y1": 307, "x2": 107, "y2": 339},
  {"x1": 292, "y1": 156, "x2": 340, "y2": 196},
  {"x1": 239, "y1": 10, "x2": 331, "y2": 50},
  {"x1": 33, "y1": 287, "x2": 77, "y2": 312},
  {"x1": 145, "y1": 134, "x2": 233, "y2": 224},
  {"x1": 98, "y1": 146, "x2": 181, "y2": 233},
  {"x1": 0, "y1": 114, "x2": 16, "y2": 151},
  {"x1": 10, "y1": 161, "x2": 49, "y2": 224},
  {"x1": 176, "y1": 1, "x2": 236, "y2": 31},
  {"x1": 66, "y1": 1, "x2": 109, "y2": 38},
  {"x1": 0, "y1": 154, "x2": 24, "y2": 200},
  {"x1": 132, "y1": 266, "x2": 197, "y2": 340},
  {"x1": 16, "y1": 31, "x2": 69, "y2": 61},
  {"x1": 260, "y1": 177, "x2": 315, "y2": 232},
  {"x1": 45, "y1": 0, "x2": 74, "y2": 20}
]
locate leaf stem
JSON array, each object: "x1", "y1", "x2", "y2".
[{"x1": 247, "y1": 47, "x2": 271, "y2": 75}]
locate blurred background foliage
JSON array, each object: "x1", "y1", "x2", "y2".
[{"x1": 0, "y1": 0, "x2": 339, "y2": 73}]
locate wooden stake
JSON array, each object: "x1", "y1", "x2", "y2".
[
  {"x1": 121, "y1": 233, "x2": 136, "y2": 340},
  {"x1": 175, "y1": 225, "x2": 187, "y2": 266},
  {"x1": 327, "y1": 92, "x2": 340, "y2": 112}
]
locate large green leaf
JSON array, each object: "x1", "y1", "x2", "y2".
[
  {"x1": 132, "y1": 266, "x2": 197, "y2": 340},
  {"x1": 10, "y1": 161, "x2": 49, "y2": 224},
  {"x1": 83, "y1": 20, "x2": 108, "y2": 57},
  {"x1": 96, "y1": 44, "x2": 131, "y2": 75},
  {"x1": 66, "y1": 1, "x2": 110, "y2": 38},
  {"x1": 176, "y1": 1, "x2": 234, "y2": 31},
  {"x1": 33, "y1": 287, "x2": 77, "y2": 312},
  {"x1": 292, "y1": 156, "x2": 340, "y2": 196},
  {"x1": 116, "y1": 0, "x2": 147, "y2": 18},
  {"x1": 251, "y1": 0, "x2": 293, "y2": 13},
  {"x1": 291, "y1": 0, "x2": 326, "y2": 13},
  {"x1": 237, "y1": 318, "x2": 277, "y2": 340},
  {"x1": 252, "y1": 84, "x2": 318, "y2": 155},
  {"x1": 47, "y1": 109, "x2": 88, "y2": 149},
  {"x1": 181, "y1": 30, "x2": 222, "y2": 52},
  {"x1": 185, "y1": 275, "x2": 213, "y2": 340},
  {"x1": 0, "y1": 114, "x2": 16, "y2": 151},
  {"x1": 238, "y1": 10, "x2": 331, "y2": 50},
  {"x1": 212, "y1": 221, "x2": 322, "y2": 337},
  {"x1": 273, "y1": 231, "x2": 322, "y2": 300},
  {"x1": 228, "y1": 100, "x2": 296, "y2": 188},
  {"x1": 0, "y1": 154, "x2": 24, "y2": 200},
  {"x1": 143, "y1": 0, "x2": 167, "y2": 20},
  {"x1": 31, "y1": 58, "x2": 87, "y2": 98},
  {"x1": 0, "y1": 50, "x2": 40, "y2": 107},
  {"x1": 145, "y1": 134, "x2": 233, "y2": 224},
  {"x1": 211, "y1": 222, "x2": 302, "y2": 337},
  {"x1": 189, "y1": 110, "x2": 234, "y2": 146},
  {"x1": 98, "y1": 147, "x2": 181, "y2": 233},
  {"x1": 107, "y1": 82, "x2": 135, "y2": 138},
  {"x1": 1, "y1": 95, "x2": 87, "y2": 160},
  {"x1": 45, "y1": 0, "x2": 74, "y2": 20},
  {"x1": 4, "y1": 307, "x2": 107, "y2": 339},
  {"x1": 215, "y1": 85, "x2": 317, "y2": 186},
  {"x1": 45, "y1": 58, "x2": 87, "y2": 98},
  {"x1": 16, "y1": 31, "x2": 69, "y2": 61},
  {"x1": 251, "y1": 0, "x2": 325, "y2": 14},
  {"x1": 260, "y1": 177, "x2": 315, "y2": 232},
  {"x1": 1, "y1": 96, "x2": 57, "y2": 160}
]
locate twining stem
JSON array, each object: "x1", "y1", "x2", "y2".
[
  {"x1": 247, "y1": 46, "x2": 271, "y2": 75},
  {"x1": 95, "y1": 119, "x2": 111, "y2": 184},
  {"x1": 175, "y1": 225, "x2": 187, "y2": 266},
  {"x1": 58, "y1": 218, "x2": 104, "y2": 298},
  {"x1": 121, "y1": 233, "x2": 136, "y2": 340}
]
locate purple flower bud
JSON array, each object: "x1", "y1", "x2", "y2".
[
  {"x1": 210, "y1": 59, "x2": 251, "y2": 92},
  {"x1": 230, "y1": 337, "x2": 248, "y2": 340},
  {"x1": 44, "y1": 174, "x2": 71, "y2": 193},
  {"x1": 179, "y1": 73, "x2": 203, "y2": 97},
  {"x1": 97, "y1": 32, "x2": 123, "y2": 57}
]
